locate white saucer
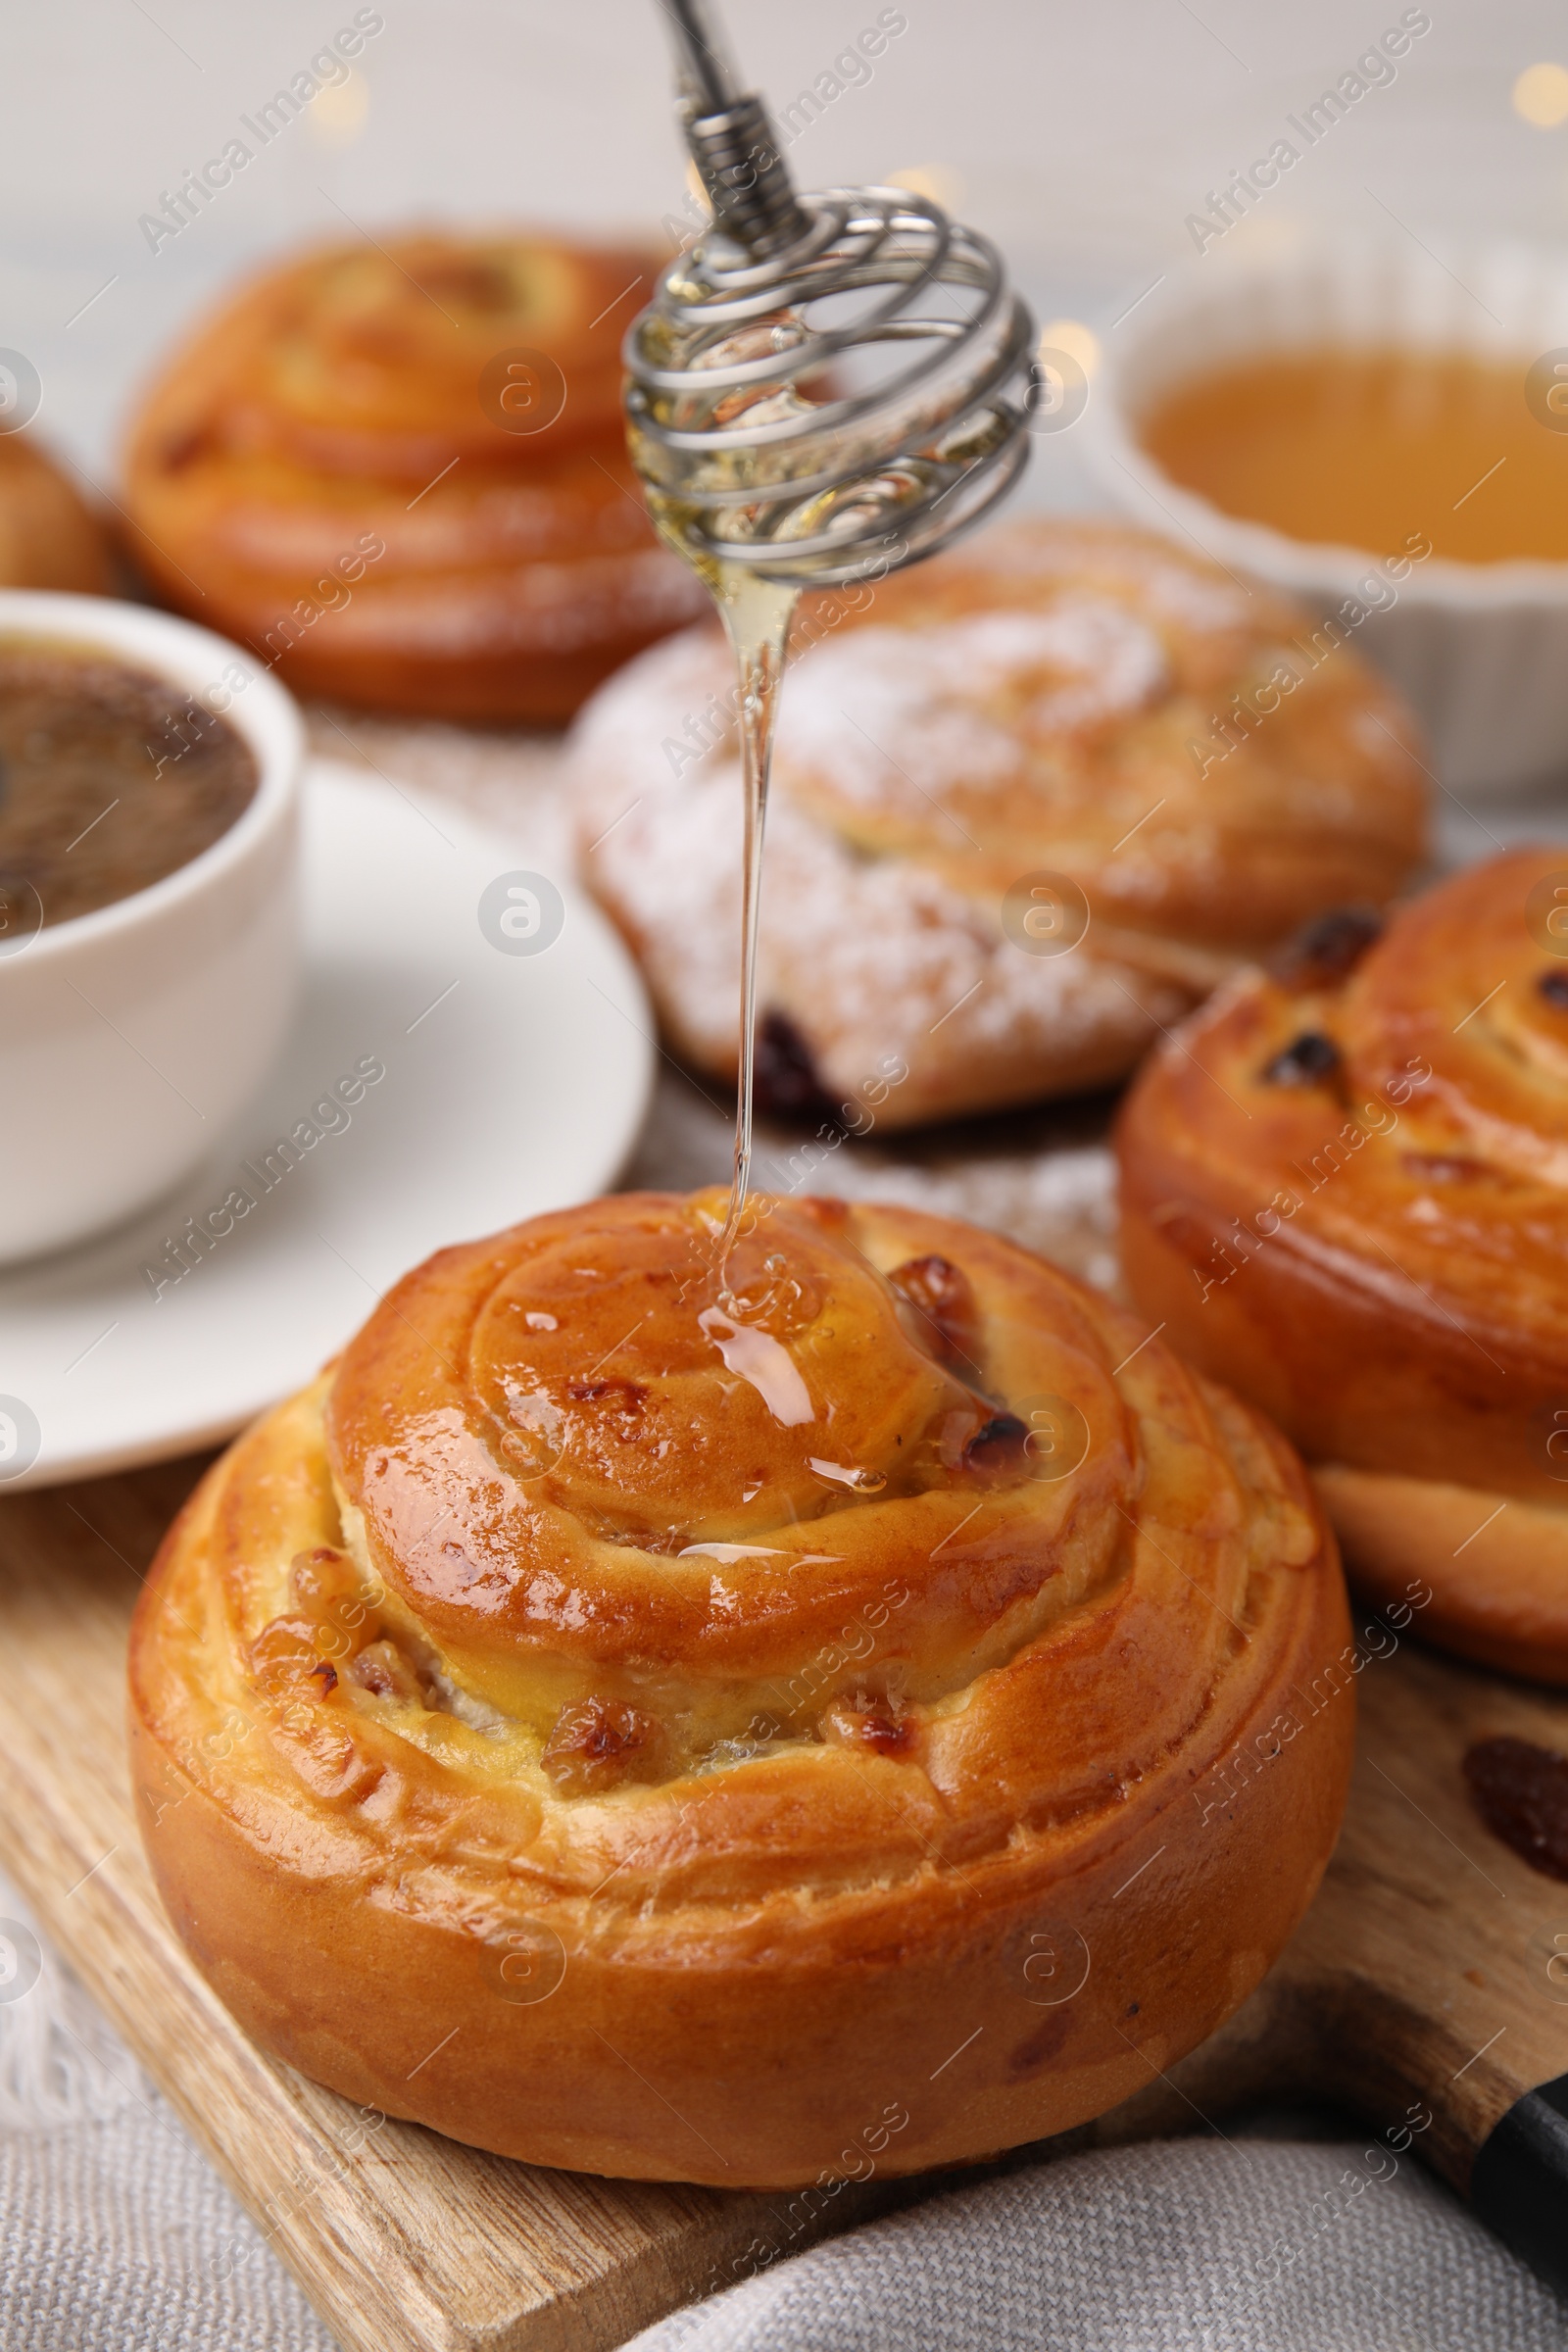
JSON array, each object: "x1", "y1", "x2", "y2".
[{"x1": 0, "y1": 760, "x2": 655, "y2": 1490}]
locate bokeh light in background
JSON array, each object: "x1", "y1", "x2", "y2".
[
  {"x1": 1038, "y1": 319, "x2": 1102, "y2": 379},
  {"x1": 1513, "y1": 61, "x2": 1568, "y2": 126},
  {"x1": 885, "y1": 163, "x2": 966, "y2": 212},
  {"x1": 308, "y1": 73, "x2": 372, "y2": 148}
]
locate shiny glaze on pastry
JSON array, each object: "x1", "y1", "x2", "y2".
[
  {"x1": 570, "y1": 519, "x2": 1428, "y2": 1128},
  {"x1": 121, "y1": 234, "x2": 707, "y2": 720},
  {"x1": 131, "y1": 1189, "x2": 1351, "y2": 2185},
  {"x1": 1117, "y1": 849, "x2": 1568, "y2": 1681}
]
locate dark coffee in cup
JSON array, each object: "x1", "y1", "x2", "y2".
[{"x1": 0, "y1": 638, "x2": 259, "y2": 944}]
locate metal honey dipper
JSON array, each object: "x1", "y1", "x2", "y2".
[{"x1": 624, "y1": 0, "x2": 1039, "y2": 1260}]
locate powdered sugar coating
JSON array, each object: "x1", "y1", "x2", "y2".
[
  {"x1": 570, "y1": 623, "x2": 1184, "y2": 1127},
  {"x1": 972, "y1": 516, "x2": 1257, "y2": 636},
  {"x1": 779, "y1": 603, "x2": 1170, "y2": 816},
  {"x1": 567, "y1": 518, "x2": 1428, "y2": 1128}
]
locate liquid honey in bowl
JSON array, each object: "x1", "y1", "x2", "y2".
[{"x1": 1140, "y1": 348, "x2": 1568, "y2": 565}]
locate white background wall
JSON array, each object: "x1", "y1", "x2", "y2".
[{"x1": 3, "y1": 0, "x2": 1566, "y2": 484}]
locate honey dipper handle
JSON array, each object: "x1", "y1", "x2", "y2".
[
  {"x1": 655, "y1": 0, "x2": 811, "y2": 255},
  {"x1": 662, "y1": 0, "x2": 741, "y2": 112}
]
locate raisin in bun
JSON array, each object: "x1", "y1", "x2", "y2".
[
  {"x1": 121, "y1": 233, "x2": 706, "y2": 721},
  {"x1": 130, "y1": 1188, "x2": 1351, "y2": 2186},
  {"x1": 1117, "y1": 849, "x2": 1568, "y2": 1684},
  {"x1": 0, "y1": 434, "x2": 110, "y2": 593},
  {"x1": 569, "y1": 518, "x2": 1429, "y2": 1128}
]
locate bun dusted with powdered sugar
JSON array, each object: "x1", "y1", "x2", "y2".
[{"x1": 568, "y1": 517, "x2": 1428, "y2": 1128}]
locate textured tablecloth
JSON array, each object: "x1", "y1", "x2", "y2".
[{"x1": 623, "y1": 2136, "x2": 1568, "y2": 2352}]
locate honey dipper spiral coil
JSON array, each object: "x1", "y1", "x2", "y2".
[
  {"x1": 1117, "y1": 849, "x2": 1568, "y2": 1684},
  {"x1": 120, "y1": 233, "x2": 708, "y2": 721},
  {"x1": 130, "y1": 1190, "x2": 1351, "y2": 2185}
]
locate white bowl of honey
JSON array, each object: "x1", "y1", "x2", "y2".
[{"x1": 1084, "y1": 233, "x2": 1568, "y2": 792}]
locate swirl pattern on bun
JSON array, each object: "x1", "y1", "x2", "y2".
[
  {"x1": 121, "y1": 234, "x2": 707, "y2": 720},
  {"x1": 570, "y1": 519, "x2": 1428, "y2": 1128},
  {"x1": 131, "y1": 1190, "x2": 1351, "y2": 2185},
  {"x1": 1117, "y1": 849, "x2": 1568, "y2": 1682}
]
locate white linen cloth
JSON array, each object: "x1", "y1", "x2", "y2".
[
  {"x1": 625, "y1": 2136, "x2": 1568, "y2": 2352},
  {"x1": 0, "y1": 1867, "x2": 334, "y2": 2351}
]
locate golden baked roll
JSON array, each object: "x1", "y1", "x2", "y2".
[
  {"x1": 569, "y1": 518, "x2": 1429, "y2": 1128},
  {"x1": 120, "y1": 233, "x2": 707, "y2": 721},
  {"x1": 1117, "y1": 848, "x2": 1568, "y2": 1683},
  {"x1": 130, "y1": 1188, "x2": 1351, "y2": 2186},
  {"x1": 0, "y1": 434, "x2": 110, "y2": 592}
]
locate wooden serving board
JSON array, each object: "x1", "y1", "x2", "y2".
[{"x1": 1, "y1": 1452, "x2": 1566, "y2": 2350}]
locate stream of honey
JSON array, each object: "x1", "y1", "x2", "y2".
[
  {"x1": 637, "y1": 470, "x2": 800, "y2": 1270},
  {"x1": 709, "y1": 567, "x2": 799, "y2": 1259}
]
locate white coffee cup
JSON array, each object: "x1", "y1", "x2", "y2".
[{"x1": 0, "y1": 593, "x2": 302, "y2": 1263}]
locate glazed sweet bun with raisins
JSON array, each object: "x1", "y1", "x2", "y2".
[
  {"x1": 120, "y1": 233, "x2": 707, "y2": 720},
  {"x1": 568, "y1": 517, "x2": 1429, "y2": 1128},
  {"x1": 129, "y1": 1187, "x2": 1351, "y2": 2186},
  {"x1": 1117, "y1": 848, "x2": 1568, "y2": 1685}
]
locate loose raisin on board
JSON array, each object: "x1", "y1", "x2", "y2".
[{"x1": 1463, "y1": 1737, "x2": 1568, "y2": 1880}]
